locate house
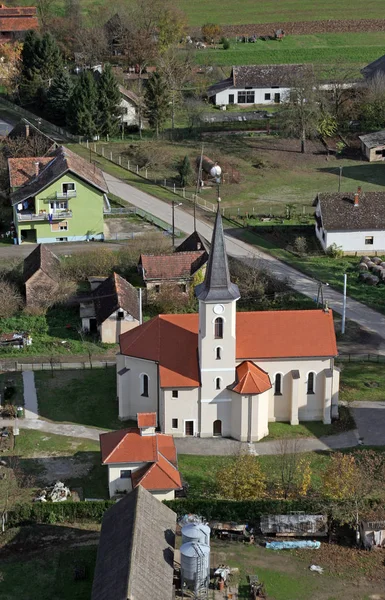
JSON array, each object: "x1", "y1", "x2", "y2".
[
  {"x1": 99, "y1": 412, "x2": 182, "y2": 499},
  {"x1": 139, "y1": 231, "x2": 209, "y2": 296},
  {"x1": 80, "y1": 272, "x2": 140, "y2": 343},
  {"x1": 23, "y1": 243, "x2": 60, "y2": 307},
  {"x1": 9, "y1": 145, "x2": 109, "y2": 244},
  {"x1": 0, "y1": 5, "x2": 38, "y2": 44},
  {"x1": 119, "y1": 85, "x2": 139, "y2": 127},
  {"x1": 361, "y1": 54, "x2": 385, "y2": 80},
  {"x1": 359, "y1": 131, "x2": 385, "y2": 162},
  {"x1": 207, "y1": 64, "x2": 312, "y2": 106},
  {"x1": 314, "y1": 188, "x2": 385, "y2": 254},
  {"x1": 7, "y1": 119, "x2": 58, "y2": 155},
  {"x1": 91, "y1": 485, "x2": 176, "y2": 600},
  {"x1": 117, "y1": 206, "x2": 340, "y2": 442}
]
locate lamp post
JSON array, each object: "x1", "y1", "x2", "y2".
[{"x1": 172, "y1": 201, "x2": 182, "y2": 247}]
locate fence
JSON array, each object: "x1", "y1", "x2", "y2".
[
  {"x1": 337, "y1": 353, "x2": 385, "y2": 363},
  {"x1": 0, "y1": 360, "x2": 116, "y2": 372},
  {"x1": 81, "y1": 140, "x2": 217, "y2": 214}
]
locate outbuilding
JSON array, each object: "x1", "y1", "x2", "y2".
[{"x1": 359, "y1": 131, "x2": 385, "y2": 162}]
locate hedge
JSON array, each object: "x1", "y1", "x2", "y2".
[{"x1": 7, "y1": 501, "x2": 115, "y2": 527}]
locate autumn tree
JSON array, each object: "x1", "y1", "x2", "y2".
[
  {"x1": 216, "y1": 452, "x2": 266, "y2": 500},
  {"x1": 157, "y1": 7, "x2": 187, "y2": 53},
  {"x1": 273, "y1": 439, "x2": 313, "y2": 499},
  {"x1": 0, "y1": 42, "x2": 22, "y2": 95},
  {"x1": 201, "y1": 23, "x2": 222, "y2": 43}
]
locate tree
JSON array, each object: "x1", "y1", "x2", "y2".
[
  {"x1": 178, "y1": 155, "x2": 193, "y2": 187},
  {"x1": 216, "y1": 452, "x2": 266, "y2": 500},
  {"x1": 35, "y1": 32, "x2": 63, "y2": 83},
  {"x1": 277, "y1": 71, "x2": 321, "y2": 153},
  {"x1": 67, "y1": 71, "x2": 98, "y2": 137},
  {"x1": 0, "y1": 42, "x2": 22, "y2": 95},
  {"x1": 74, "y1": 27, "x2": 108, "y2": 68},
  {"x1": 273, "y1": 439, "x2": 311, "y2": 499},
  {"x1": 36, "y1": 0, "x2": 56, "y2": 28},
  {"x1": 46, "y1": 69, "x2": 74, "y2": 125},
  {"x1": 201, "y1": 23, "x2": 222, "y2": 43},
  {"x1": 157, "y1": 8, "x2": 187, "y2": 53},
  {"x1": 97, "y1": 64, "x2": 122, "y2": 138},
  {"x1": 19, "y1": 31, "x2": 62, "y2": 103},
  {"x1": 144, "y1": 72, "x2": 170, "y2": 137}
]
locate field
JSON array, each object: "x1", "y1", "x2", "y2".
[{"x1": 198, "y1": 32, "x2": 385, "y2": 69}]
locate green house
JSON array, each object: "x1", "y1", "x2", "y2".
[{"x1": 9, "y1": 146, "x2": 108, "y2": 244}]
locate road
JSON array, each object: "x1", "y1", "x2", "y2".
[{"x1": 104, "y1": 172, "x2": 385, "y2": 341}]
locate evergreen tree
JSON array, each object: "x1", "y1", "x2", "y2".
[
  {"x1": 178, "y1": 155, "x2": 193, "y2": 187},
  {"x1": 36, "y1": 33, "x2": 63, "y2": 83},
  {"x1": 97, "y1": 64, "x2": 121, "y2": 138},
  {"x1": 144, "y1": 72, "x2": 170, "y2": 138},
  {"x1": 19, "y1": 31, "x2": 63, "y2": 104},
  {"x1": 46, "y1": 70, "x2": 74, "y2": 125},
  {"x1": 67, "y1": 71, "x2": 98, "y2": 137}
]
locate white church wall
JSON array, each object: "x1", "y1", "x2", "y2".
[
  {"x1": 118, "y1": 355, "x2": 158, "y2": 420},
  {"x1": 162, "y1": 388, "x2": 200, "y2": 436}
]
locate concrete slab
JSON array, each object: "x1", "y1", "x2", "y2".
[
  {"x1": 351, "y1": 401, "x2": 385, "y2": 446},
  {"x1": 22, "y1": 371, "x2": 38, "y2": 419}
]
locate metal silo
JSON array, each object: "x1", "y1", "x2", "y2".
[
  {"x1": 181, "y1": 523, "x2": 211, "y2": 546},
  {"x1": 180, "y1": 542, "x2": 210, "y2": 598}
]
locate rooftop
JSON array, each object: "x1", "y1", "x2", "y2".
[
  {"x1": 359, "y1": 130, "x2": 385, "y2": 148},
  {"x1": 137, "y1": 412, "x2": 156, "y2": 428},
  {"x1": 315, "y1": 191, "x2": 385, "y2": 231},
  {"x1": 100, "y1": 428, "x2": 177, "y2": 465},
  {"x1": 93, "y1": 272, "x2": 140, "y2": 324},
  {"x1": 23, "y1": 244, "x2": 60, "y2": 283},
  {"x1": 231, "y1": 361, "x2": 272, "y2": 395},
  {"x1": 208, "y1": 64, "x2": 312, "y2": 95},
  {"x1": 8, "y1": 157, "x2": 52, "y2": 189},
  {"x1": 139, "y1": 251, "x2": 207, "y2": 281},
  {"x1": 0, "y1": 5, "x2": 38, "y2": 32}
]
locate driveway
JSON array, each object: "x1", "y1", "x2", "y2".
[{"x1": 350, "y1": 401, "x2": 385, "y2": 446}]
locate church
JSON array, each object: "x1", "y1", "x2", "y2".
[{"x1": 116, "y1": 207, "x2": 340, "y2": 442}]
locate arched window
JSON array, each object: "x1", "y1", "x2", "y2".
[
  {"x1": 141, "y1": 374, "x2": 149, "y2": 397},
  {"x1": 214, "y1": 317, "x2": 223, "y2": 339},
  {"x1": 307, "y1": 372, "x2": 315, "y2": 394},
  {"x1": 274, "y1": 373, "x2": 282, "y2": 396},
  {"x1": 215, "y1": 377, "x2": 221, "y2": 390},
  {"x1": 215, "y1": 347, "x2": 222, "y2": 360}
]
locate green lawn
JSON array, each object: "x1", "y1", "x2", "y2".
[
  {"x1": 34, "y1": 368, "x2": 132, "y2": 430},
  {"x1": 339, "y1": 362, "x2": 385, "y2": 402},
  {"x1": 264, "y1": 406, "x2": 355, "y2": 440},
  {"x1": 197, "y1": 32, "x2": 385, "y2": 69},
  {"x1": 12, "y1": 430, "x2": 100, "y2": 457}
]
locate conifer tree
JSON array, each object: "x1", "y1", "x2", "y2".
[
  {"x1": 46, "y1": 70, "x2": 74, "y2": 125},
  {"x1": 19, "y1": 31, "x2": 63, "y2": 104},
  {"x1": 67, "y1": 71, "x2": 98, "y2": 137},
  {"x1": 97, "y1": 64, "x2": 121, "y2": 138},
  {"x1": 36, "y1": 33, "x2": 63, "y2": 83},
  {"x1": 144, "y1": 72, "x2": 170, "y2": 138},
  {"x1": 178, "y1": 155, "x2": 193, "y2": 187}
]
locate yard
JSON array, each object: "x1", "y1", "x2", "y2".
[{"x1": 339, "y1": 362, "x2": 385, "y2": 402}]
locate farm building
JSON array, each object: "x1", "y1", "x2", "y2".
[
  {"x1": 314, "y1": 189, "x2": 385, "y2": 254},
  {"x1": 23, "y1": 244, "x2": 60, "y2": 308},
  {"x1": 361, "y1": 54, "x2": 385, "y2": 80},
  {"x1": 260, "y1": 514, "x2": 328, "y2": 537},
  {"x1": 359, "y1": 131, "x2": 385, "y2": 162}
]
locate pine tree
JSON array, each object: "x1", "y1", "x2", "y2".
[
  {"x1": 97, "y1": 64, "x2": 121, "y2": 138},
  {"x1": 19, "y1": 31, "x2": 63, "y2": 104},
  {"x1": 36, "y1": 33, "x2": 63, "y2": 83},
  {"x1": 144, "y1": 72, "x2": 170, "y2": 138},
  {"x1": 178, "y1": 155, "x2": 192, "y2": 187},
  {"x1": 67, "y1": 71, "x2": 98, "y2": 137},
  {"x1": 46, "y1": 70, "x2": 74, "y2": 125}
]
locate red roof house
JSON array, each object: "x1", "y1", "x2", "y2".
[{"x1": 0, "y1": 5, "x2": 38, "y2": 43}]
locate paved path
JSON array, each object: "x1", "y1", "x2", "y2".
[
  {"x1": 350, "y1": 401, "x2": 385, "y2": 446},
  {"x1": 2, "y1": 418, "x2": 106, "y2": 442},
  {"x1": 104, "y1": 172, "x2": 385, "y2": 340},
  {"x1": 22, "y1": 371, "x2": 38, "y2": 419}
]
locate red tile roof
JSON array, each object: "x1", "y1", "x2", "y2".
[
  {"x1": 232, "y1": 361, "x2": 272, "y2": 395},
  {"x1": 139, "y1": 251, "x2": 206, "y2": 281},
  {"x1": 100, "y1": 429, "x2": 176, "y2": 465},
  {"x1": 137, "y1": 412, "x2": 156, "y2": 428},
  {"x1": 8, "y1": 157, "x2": 52, "y2": 189},
  {"x1": 120, "y1": 310, "x2": 337, "y2": 388},
  {"x1": 131, "y1": 453, "x2": 182, "y2": 491},
  {"x1": 0, "y1": 6, "x2": 38, "y2": 32}
]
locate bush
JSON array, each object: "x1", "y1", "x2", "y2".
[
  {"x1": 326, "y1": 243, "x2": 344, "y2": 259},
  {"x1": 8, "y1": 500, "x2": 115, "y2": 526},
  {"x1": 293, "y1": 236, "x2": 308, "y2": 255},
  {"x1": 201, "y1": 23, "x2": 222, "y2": 42},
  {"x1": 0, "y1": 279, "x2": 24, "y2": 317},
  {"x1": 223, "y1": 38, "x2": 230, "y2": 50}
]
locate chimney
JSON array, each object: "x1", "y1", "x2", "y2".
[
  {"x1": 354, "y1": 192, "x2": 359, "y2": 207},
  {"x1": 34, "y1": 161, "x2": 39, "y2": 177},
  {"x1": 25, "y1": 124, "x2": 30, "y2": 138}
]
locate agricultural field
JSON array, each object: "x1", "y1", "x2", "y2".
[{"x1": 198, "y1": 32, "x2": 385, "y2": 69}]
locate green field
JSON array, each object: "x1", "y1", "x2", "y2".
[{"x1": 198, "y1": 32, "x2": 385, "y2": 68}]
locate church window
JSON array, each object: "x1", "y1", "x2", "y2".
[
  {"x1": 215, "y1": 347, "x2": 222, "y2": 360},
  {"x1": 214, "y1": 317, "x2": 223, "y2": 339},
  {"x1": 307, "y1": 372, "x2": 315, "y2": 394},
  {"x1": 274, "y1": 373, "x2": 282, "y2": 395},
  {"x1": 141, "y1": 373, "x2": 149, "y2": 397},
  {"x1": 215, "y1": 377, "x2": 221, "y2": 390}
]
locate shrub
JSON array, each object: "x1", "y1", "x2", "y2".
[
  {"x1": 201, "y1": 23, "x2": 222, "y2": 42},
  {"x1": 0, "y1": 279, "x2": 23, "y2": 317},
  {"x1": 293, "y1": 236, "x2": 308, "y2": 255},
  {"x1": 8, "y1": 500, "x2": 115, "y2": 527},
  {"x1": 222, "y1": 38, "x2": 230, "y2": 50},
  {"x1": 326, "y1": 243, "x2": 344, "y2": 259}
]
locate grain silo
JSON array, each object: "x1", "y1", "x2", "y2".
[
  {"x1": 180, "y1": 542, "x2": 210, "y2": 598},
  {"x1": 181, "y1": 523, "x2": 211, "y2": 546}
]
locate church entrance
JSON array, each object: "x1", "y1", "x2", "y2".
[
  {"x1": 185, "y1": 421, "x2": 194, "y2": 436},
  {"x1": 213, "y1": 420, "x2": 222, "y2": 436}
]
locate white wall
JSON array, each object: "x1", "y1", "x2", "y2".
[
  {"x1": 214, "y1": 87, "x2": 290, "y2": 106},
  {"x1": 120, "y1": 97, "x2": 138, "y2": 126},
  {"x1": 117, "y1": 355, "x2": 158, "y2": 420},
  {"x1": 107, "y1": 461, "x2": 145, "y2": 497},
  {"x1": 324, "y1": 229, "x2": 385, "y2": 254},
  {"x1": 100, "y1": 308, "x2": 139, "y2": 344}
]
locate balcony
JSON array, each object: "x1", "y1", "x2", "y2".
[
  {"x1": 17, "y1": 210, "x2": 73, "y2": 222},
  {"x1": 56, "y1": 190, "x2": 77, "y2": 200}
]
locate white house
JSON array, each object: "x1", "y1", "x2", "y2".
[
  {"x1": 117, "y1": 206, "x2": 340, "y2": 442},
  {"x1": 207, "y1": 64, "x2": 311, "y2": 106},
  {"x1": 314, "y1": 189, "x2": 385, "y2": 255},
  {"x1": 119, "y1": 85, "x2": 139, "y2": 127},
  {"x1": 99, "y1": 412, "x2": 182, "y2": 500}
]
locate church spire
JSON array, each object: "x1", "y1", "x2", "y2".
[{"x1": 195, "y1": 203, "x2": 240, "y2": 302}]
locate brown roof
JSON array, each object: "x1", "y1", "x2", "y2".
[
  {"x1": 23, "y1": 244, "x2": 60, "y2": 283},
  {"x1": 137, "y1": 412, "x2": 156, "y2": 427},
  {"x1": 119, "y1": 85, "x2": 140, "y2": 106},
  {"x1": 91, "y1": 486, "x2": 176, "y2": 600},
  {"x1": 315, "y1": 191, "x2": 385, "y2": 231},
  {"x1": 139, "y1": 251, "x2": 207, "y2": 282},
  {"x1": 0, "y1": 5, "x2": 38, "y2": 32},
  {"x1": 93, "y1": 273, "x2": 140, "y2": 324},
  {"x1": 8, "y1": 157, "x2": 52, "y2": 188},
  {"x1": 208, "y1": 64, "x2": 312, "y2": 95},
  {"x1": 10, "y1": 145, "x2": 107, "y2": 205},
  {"x1": 119, "y1": 310, "x2": 337, "y2": 388},
  {"x1": 231, "y1": 361, "x2": 272, "y2": 395}
]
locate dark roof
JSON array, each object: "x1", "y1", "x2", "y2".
[
  {"x1": 195, "y1": 204, "x2": 240, "y2": 302},
  {"x1": 91, "y1": 486, "x2": 176, "y2": 600},
  {"x1": 362, "y1": 54, "x2": 385, "y2": 79},
  {"x1": 23, "y1": 244, "x2": 60, "y2": 283},
  {"x1": 140, "y1": 251, "x2": 207, "y2": 281},
  {"x1": 208, "y1": 64, "x2": 311, "y2": 95},
  {"x1": 315, "y1": 191, "x2": 385, "y2": 231},
  {"x1": 10, "y1": 145, "x2": 107, "y2": 205},
  {"x1": 359, "y1": 130, "x2": 385, "y2": 148},
  {"x1": 94, "y1": 273, "x2": 140, "y2": 324},
  {"x1": 175, "y1": 231, "x2": 210, "y2": 254}
]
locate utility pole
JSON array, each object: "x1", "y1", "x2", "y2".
[
  {"x1": 172, "y1": 200, "x2": 182, "y2": 247},
  {"x1": 194, "y1": 144, "x2": 204, "y2": 231},
  {"x1": 341, "y1": 273, "x2": 347, "y2": 334},
  {"x1": 338, "y1": 166, "x2": 343, "y2": 192}
]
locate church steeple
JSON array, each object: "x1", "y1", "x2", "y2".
[{"x1": 195, "y1": 204, "x2": 240, "y2": 302}]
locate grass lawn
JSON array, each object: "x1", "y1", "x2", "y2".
[
  {"x1": 34, "y1": 368, "x2": 132, "y2": 430},
  {"x1": 12, "y1": 429, "x2": 100, "y2": 457},
  {"x1": 264, "y1": 406, "x2": 355, "y2": 440},
  {"x1": 339, "y1": 362, "x2": 385, "y2": 402},
  {"x1": 199, "y1": 32, "x2": 385, "y2": 70}
]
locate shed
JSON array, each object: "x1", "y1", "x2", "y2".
[
  {"x1": 359, "y1": 131, "x2": 385, "y2": 162},
  {"x1": 359, "y1": 520, "x2": 385, "y2": 549},
  {"x1": 260, "y1": 514, "x2": 328, "y2": 537},
  {"x1": 23, "y1": 244, "x2": 60, "y2": 307}
]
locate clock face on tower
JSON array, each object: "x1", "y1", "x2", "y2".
[{"x1": 213, "y1": 304, "x2": 224, "y2": 315}]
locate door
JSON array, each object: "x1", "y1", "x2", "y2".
[
  {"x1": 228, "y1": 94, "x2": 234, "y2": 104},
  {"x1": 213, "y1": 420, "x2": 222, "y2": 436},
  {"x1": 274, "y1": 93, "x2": 281, "y2": 104},
  {"x1": 185, "y1": 421, "x2": 194, "y2": 436}
]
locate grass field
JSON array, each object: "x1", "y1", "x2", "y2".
[{"x1": 339, "y1": 362, "x2": 385, "y2": 402}]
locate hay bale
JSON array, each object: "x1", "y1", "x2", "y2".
[
  {"x1": 372, "y1": 265, "x2": 383, "y2": 276},
  {"x1": 380, "y1": 270, "x2": 385, "y2": 281},
  {"x1": 372, "y1": 256, "x2": 382, "y2": 265},
  {"x1": 358, "y1": 262, "x2": 369, "y2": 271},
  {"x1": 359, "y1": 272, "x2": 371, "y2": 282},
  {"x1": 360, "y1": 256, "x2": 371, "y2": 264},
  {"x1": 367, "y1": 275, "x2": 380, "y2": 286},
  {"x1": 380, "y1": 262, "x2": 385, "y2": 269},
  {"x1": 366, "y1": 261, "x2": 375, "y2": 270}
]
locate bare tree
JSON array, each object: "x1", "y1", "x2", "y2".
[
  {"x1": 274, "y1": 438, "x2": 304, "y2": 499},
  {"x1": 36, "y1": 0, "x2": 56, "y2": 28}
]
